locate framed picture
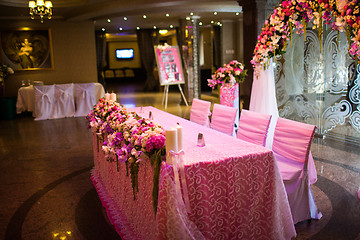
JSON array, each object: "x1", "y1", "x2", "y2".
[
  {"x1": 154, "y1": 45, "x2": 185, "y2": 86},
  {"x1": 0, "y1": 28, "x2": 53, "y2": 71}
]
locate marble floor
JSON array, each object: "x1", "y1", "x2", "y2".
[{"x1": 0, "y1": 80, "x2": 360, "y2": 240}]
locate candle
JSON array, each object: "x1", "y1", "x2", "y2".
[
  {"x1": 110, "y1": 93, "x2": 116, "y2": 101},
  {"x1": 105, "y1": 93, "x2": 110, "y2": 100},
  {"x1": 176, "y1": 124, "x2": 183, "y2": 150},
  {"x1": 165, "y1": 128, "x2": 178, "y2": 164}
]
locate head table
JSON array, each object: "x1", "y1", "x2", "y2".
[{"x1": 91, "y1": 106, "x2": 296, "y2": 240}]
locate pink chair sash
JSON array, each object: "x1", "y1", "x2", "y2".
[
  {"x1": 237, "y1": 109, "x2": 272, "y2": 146},
  {"x1": 210, "y1": 103, "x2": 238, "y2": 136},
  {"x1": 272, "y1": 118, "x2": 315, "y2": 164},
  {"x1": 189, "y1": 98, "x2": 211, "y2": 127}
]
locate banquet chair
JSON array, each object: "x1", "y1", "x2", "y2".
[
  {"x1": 272, "y1": 117, "x2": 322, "y2": 224},
  {"x1": 34, "y1": 85, "x2": 56, "y2": 120},
  {"x1": 74, "y1": 83, "x2": 96, "y2": 117},
  {"x1": 114, "y1": 69, "x2": 125, "y2": 79},
  {"x1": 237, "y1": 109, "x2": 272, "y2": 146},
  {"x1": 210, "y1": 103, "x2": 238, "y2": 136},
  {"x1": 189, "y1": 98, "x2": 212, "y2": 127},
  {"x1": 54, "y1": 83, "x2": 75, "y2": 118}
]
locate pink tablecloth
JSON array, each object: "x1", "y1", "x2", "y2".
[{"x1": 91, "y1": 106, "x2": 296, "y2": 240}]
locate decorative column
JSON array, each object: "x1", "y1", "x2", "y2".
[
  {"x1": 192, "y1": 15, "x2": 201, "y2": 99},
  {"x1": 237, "y1": 0, "x2": 266, "y2": 109}
]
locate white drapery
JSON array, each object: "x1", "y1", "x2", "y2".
[{"x1": 249, "y1": 58, "x2": 279, "y2": 149}]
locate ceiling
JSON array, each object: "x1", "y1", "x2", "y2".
[{"x1": 0, "y1": 0, "x2": 243, "y2": 33}]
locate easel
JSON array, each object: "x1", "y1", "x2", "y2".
[
  {"x1": 162, "y1": 83, "x2": 188, "y2": 110},
  {"x1": 154, "y1": 44, "x2": 188, "y2": 110}
]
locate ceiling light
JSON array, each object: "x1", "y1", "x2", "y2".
[
  {"x1": 190, "y1": 12, "x2": 194, "y2": 16},
  {"x1": 107, "y1": 19, "x2": 111, "y2": 23},
  {"x1": 28, "y1": 0, "x2": 53, "y2": 23},
  {"x1": 170, "y1": 25, "x2": 173, "y2": 28},
  {"x1": 236, "y1": 12, "x2": 240, "y2": 16},
  {"x1": 186, "y1": 17, "x2": 190, "y2": 20},
  {"x1": 199, "y1": 22, "x2": 203, "y2": 26},
  {"x1": 217, "y1": 22, "x2": 221, "y2": 25},
  {"x1": 137, "y1": 27, "x2": 140, "y2": 30},
  {"x1": 143, "y1": 15, "x2": 147, "y2": 19},
  {"x1": 211, "y1": 20, "x2": 214, "y2": 24},
  {"x1": 159, "y1": 29, "x2": 168, "y2": 35},
  {"x1": 102, "y1": 28, "x2": 106, "y2": 31},
  {"x1": 214, "y1": 12, "x2": 217, "y2": 15},
  {"x1": 153, "y1": 26, "x2": 157, "y2": 29},
  {"x1": 119, "y1": 27, "x2": 123, "y2": 31},
  {"x1": 124, "y1": 17, "x2": 127, "y2": 20},
  {"x1": 166, "y1": 13, "x2": 169, "y2": 17}
]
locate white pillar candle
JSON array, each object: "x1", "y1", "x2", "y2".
[
  {"x1": 165, "y1": 128, "x2": 178, "y2": 164},
  {"x1": 176, "y1": 124, "x2": 183, "y2": 150},
  {"x1": 105, "y1": 93, "x2": 110, "y2": 100},
  {"x1": 110, "y1": 93, "x2": 116, "y2": 101}
]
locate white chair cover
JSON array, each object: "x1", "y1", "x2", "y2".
[
  {"x1": 272, "y1": 117, "x2": 322, "y2": 223},
  {"x1": 74, "y1": 83, "x2": 96, "y2": 117},
  {"x1": 54, "y1": 83, "x2": 75, "y2": 118},
  {"x1": 189, "y1": 98, "x2": 211, "y2": 127},
  {"x1": 34, "y1": 85, "x2": 56, "y2": 120},
  {"x1": 210, "y1": 103, "x2": 238, "y2": 136},
  {"x1": 237, "y1": 109, "x2": 272, "y2": 146}
]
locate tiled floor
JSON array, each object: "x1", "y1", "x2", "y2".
[{"x1": 0, "y1": 81, "x2": 359, "y2": 239}]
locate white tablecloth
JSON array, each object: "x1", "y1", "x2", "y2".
[{"x1": 16, "y1": 83, "x2": 105, "y2": 114}]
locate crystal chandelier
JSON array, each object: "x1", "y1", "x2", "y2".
[{"x1": 28, "y1": 0, "x2": 53, "y2": 23}]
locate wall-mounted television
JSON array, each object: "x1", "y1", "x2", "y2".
[{"x1": 116, "y1": 48, "x2": 134, "y2": 60}]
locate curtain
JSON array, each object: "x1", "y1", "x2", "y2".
[
  {"x1": 137, "y1": 29, "x2": 159, "y2": 91},
  {"x1": 95, "y1": 31, "x2": 106, "y2": 86}
]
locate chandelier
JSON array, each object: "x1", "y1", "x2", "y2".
[{"x1": 28, "y1": 0, "x2": 53, "y2": 23}]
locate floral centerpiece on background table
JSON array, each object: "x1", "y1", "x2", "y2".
[
  {"x1": 0, "y1": 65, "x2": 14, "y2": 97},
  {"x1": 87, "y1": 98, "x2": 166, "y2": 214},
  {"x1": 207, "y1": 60, "x2": 247, "y2": 89},
  {"x1": 207, "y1": 60, "x2": 247, "y2": 111}
]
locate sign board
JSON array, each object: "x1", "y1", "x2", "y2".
[{"x1": 154, "y1": 45, "x2": 185, "y2": 86}]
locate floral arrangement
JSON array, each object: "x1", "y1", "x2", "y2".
[
  {"x1": 251, "y1": 0, "x2": 360, "y2": 72},
  {"x1": 86, "y1": 98, "x2": 166, "y2": 214},
  {"x1": 207, "y1": 60, "x2": 247, "y2": 88},
  {"x1": 0, "y1": 65, "x2": 14, "y2": 83}
]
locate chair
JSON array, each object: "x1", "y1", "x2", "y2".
[
  {"x1": 237, "y1": 109, "x2": 272, "y2": 146},
  {"x1": 210, "y1": 103, "x2": 238, "y2": 136},
  {"x1": 34, "y1": 85, "x2": 56, "y2": 120},
  {"x1": 124, "y1": 68, "x2": 135, "y2": 78},
  {"x1": 189, "y1": 98, "x2": 211, "y2": 127},
  {"x1": 272, "y1": 117, "x2": 322, "y2": 224},
  {"x1": 114, "y1": 69, "x2": 125, "y2": 78},
  {"x1": 74, "y1": 83, "x2": 96, "y2": 117},
  {"x1": 104, "y1": 70, "x2": 115, "y2": 79},
  {"x1": 54, "y1": 83, "x2": 75, "y2": 118}
]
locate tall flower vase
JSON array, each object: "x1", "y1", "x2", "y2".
[{"x1": 220, "y1": 83, "x2": 240, "y2": 129}]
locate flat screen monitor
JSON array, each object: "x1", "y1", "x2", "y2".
[{"x1": 116, "y1": 48, "x2": 134, "y2": 60}]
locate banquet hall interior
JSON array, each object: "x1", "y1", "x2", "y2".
[{"x1": 1, "y1": 0, "x2": 360, "y2": 239}]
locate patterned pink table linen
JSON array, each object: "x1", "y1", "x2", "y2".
[{"x1": 91, "y1": 106, "x2": 296, "y2": 240}]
